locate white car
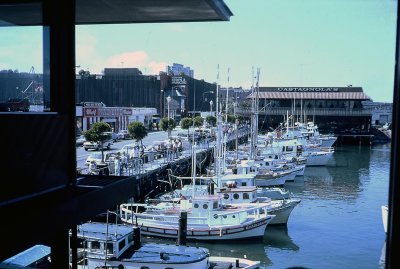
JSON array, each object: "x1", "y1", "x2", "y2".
[
  {"x1": 83, "y1": 139, "x2": 113, "y2": 151},
  {"x1": 85, "y1": 152, "x2": 114, "y2": 166}
]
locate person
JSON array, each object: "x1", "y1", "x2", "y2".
[
  {"x1": 173, "y1": 139, "x2": 178, "y2": 158},
  {"x1": 114, "y1": 156, "x2": 121, "y2": 176},
  {"x1": 89, "y1": 160, "x2": 97, "y2": 175},
  {"x1": 121, "y1": 152, "x2": 128, "y2": 172},
  {"x1": 177, "y1": 139, "x2": 183, "y2": 153}
]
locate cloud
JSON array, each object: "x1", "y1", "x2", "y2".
[{"x1": 93, "y1": 51, "x2": 167, "y2": 75}]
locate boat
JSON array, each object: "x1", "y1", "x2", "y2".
[
  {"x1": 74, "y1": 222, "x2": 261, "y2": 269},
  {"x1": 155, "y1": 172, "x2": 300, "y2": 226},
  {"x1": 382, "y1": 205, "x2": 388, "y2": 233},
  {"x1": 119, "y1": 194, "x2": 274, "y2": 241},
  {"x1": 1, "y1": 245, "x2": 51, "y2": 268}
]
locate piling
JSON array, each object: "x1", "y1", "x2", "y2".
[{"x1": 177, "y1": 211, "x2": 187, "y2": 245}]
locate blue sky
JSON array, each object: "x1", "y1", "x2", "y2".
[{"x1": 0, "y1": 0, "x2": 397, "y2": 102}]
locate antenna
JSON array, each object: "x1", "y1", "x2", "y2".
[{"x1": 225, "y1": 68, "x2": 230, "y2": 122}]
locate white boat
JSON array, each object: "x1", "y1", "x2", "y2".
[
  {"x1": 382, "y1": 205, "x2": 388, "y2": 233},
  {"x1": 257, "y1": 138, "x2": 334, "y2": 166},
  {"x1": 232, "y1": 159, "x2": 296, "y2": 186},
  {"x1": 156, "y1": 173, "x2": 300, "y2": 225},
  {"x1": 74, "y1": 222, "x2": 261, "y2": 269},
  {"x1": 120, "y1": 194, "x2": 274, "y2": 241}
]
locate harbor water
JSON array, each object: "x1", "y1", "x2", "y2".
[{"x1": 144, "y1": 143, "x2": 390, "y2": 269}]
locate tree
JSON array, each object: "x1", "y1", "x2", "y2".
[
  {"x1": 83, "y1": 122, "x2": 112, "y2": 163},
  {"x1": 180, "y1": 117, "x2": 193, "y2": 137},
  {"x1": 159, "y1": 117, "x2": 176, "y2": 138},
  {"x1": 226, "y1": 114, "x2": 236, "y2": 124},
  {"x1": 206, "y1": 115, "x2": 217, "y2": 127},
  {"x1": 78, "y1": 69, "x2": 91, "y2": 78},
  {"x1": 128, "y1": 121, "x2": 148, "y2": 145},
  {"x1": 193, "y1": 116, "x2": 204, "y2": 128}
]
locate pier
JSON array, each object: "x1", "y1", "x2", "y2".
[{"x1": 76, "y1": 126, "x2": 251, "y2": 203}]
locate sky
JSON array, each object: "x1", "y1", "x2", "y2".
[{"x1": 0, "y1": 0, "x2": 397, "y2": 102}]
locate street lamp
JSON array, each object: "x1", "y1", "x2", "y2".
[
  {"x1": 167, "y1": 96, "x2": 172, "y2": 120},
  {"x1": 167, "y1": 96, "x2": 172, "y2": 138},
  {"x1": 210, "y1": 100, "x2": 213, "y2": 115}
]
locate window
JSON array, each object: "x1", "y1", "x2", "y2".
[
  {"x1": 118, "y1": 239, "x2": 126, "y2": 251},
  {"x1": 243, "y1": 193, "x2": 249, "y2": 200},
  {"x1": 0, "y1": 3, "x2": 50, "y2": 112},
  {"x1": 202, "y1": 203, "x2": 208, "y2": 209},
  {"x1": 233, "y1": 193, "x2": 239, "y2": 200},
  {"x1": 90, "y1": 241, "x2": 101, "y2": 251}
]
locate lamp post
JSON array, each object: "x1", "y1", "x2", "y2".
[
  {"x1": 210, "y1": 100, "x2": 213, "y2": 116},
  {"x1": 167, "y1": 96, "x2": 172, "y2": 138}
]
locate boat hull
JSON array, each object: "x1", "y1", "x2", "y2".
[
  {"x1": 268, "y1": 199, "x2": 301, "y2": 225},
  {"x1": 85, "y1": 257, "x2": 209, "y2": 269},
  {"x1": 133, "y1": 216, "x2": 272, "y2": 241},
  {"x1": 305, "y1": 151, "x2": 334, "y2": 166}
]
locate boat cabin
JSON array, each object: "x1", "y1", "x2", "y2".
[
  {"x1": 76, "y1": 222, "x2": 138, "y2": 260},
  {"x1": 218, "y1": 186, "x2": 260, "y2": 204},
  {"x1": 182, "y1": 195, "x2": 222, "y2": 216}
]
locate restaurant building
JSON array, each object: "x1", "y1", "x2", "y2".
[{"x1": 245, "y1": 86, "x2": 372, "y2": 133}]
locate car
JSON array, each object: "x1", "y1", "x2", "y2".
[
  {"x1": 83, "y1": 139, "x2": 113, "y2": 151},
  {"x1": 117, "y1": 143, "x2": 139, "y2": 155},
  {"x1": 117, "y1": 130, "x2": 130, "y2": 139},
  {"x1": 103, "y1": 131, "x2": 119, "y2": 142},
  {"x1": 85, "y1": 152, "x2": 115, "y2": 166},
  {"x1": 76, "y1": 135, "x2": 86, "y2": 146}
]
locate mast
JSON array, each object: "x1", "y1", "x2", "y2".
[
  {"x1": 225, "y1": 68, "x2": 230, "y2": 123},
  {"x1": 250, "y1": 67, "x2": 260, "y2": 160}
]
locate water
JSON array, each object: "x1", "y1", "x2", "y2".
[{"x1": 144, "y1": 144, "x2": 391, "y2": 269}]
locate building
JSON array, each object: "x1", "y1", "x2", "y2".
[
  {"x1": 244, "y1": 86, "x2": 372, "y2": 134},
  {"x1": 76, "y1": 102, "x2": 157, "y2": 133},
  {"x1": 167, "y1": 63, "x2": 194, "y2": 77},
  {"x1": 362, "y1": 101, "x2": 393, "y2": 126}
]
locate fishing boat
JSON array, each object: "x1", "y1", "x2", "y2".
[
  {"x1": 74, "y1": 222, "x2": 261, "y2": 269},
  {"x1": 119, "y1": 194, "x2": 274, "y2": 241}
]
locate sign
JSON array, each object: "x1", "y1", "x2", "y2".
[
  {"x1": 83, "y1": 107, "x2": 133, "y2": 117},
  {"x1": 172, "y1": 76, "x2": 187, "y2": 85},
  {"x1": 277, "y1": 87, "x2": 339, "y2": 92}
]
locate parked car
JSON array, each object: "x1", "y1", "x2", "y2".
[
  {"x1": 103, "y1": 131, "x2": 119, "y2": 142},
  {"x1": 83, "y1": 139, "x2": 113, "y2": 151},
  {"x1": 76, "y1": 135, "x2": 86, "y2": 146},
  {"x1": 117, "y1": 130, "x2": 130, "y2": 140},
  {"x1": 85, "y1": 152, "x2": 115, "y2": 166}
]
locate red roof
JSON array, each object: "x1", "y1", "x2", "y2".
[{"x1": 248, "y1": 91, "x2": 370, "y2": 100}]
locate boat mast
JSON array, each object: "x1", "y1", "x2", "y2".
[
  {"x1": 250, "y1": 67, "x2": 260, "y2": 160},
  {"x1": 225, "y1": 67, "x2": 230, "y2": 123}
]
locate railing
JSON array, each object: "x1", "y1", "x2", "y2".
[{"x1": 236, "y1": 107, "x2": 372, "y2": 116}]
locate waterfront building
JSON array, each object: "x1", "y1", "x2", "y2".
[
  {"x1": 244, "y1": 86, "x2": 372, "y2": 134},
  {"x1": 362, "y1": 100, "x2": 393, "y2": 126}
]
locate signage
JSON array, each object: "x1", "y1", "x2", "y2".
[
  {"x1": 172, "y1": 76, "x2": 187, "y2": 85},
  {"x1": 84, "y1": 107, "x2": 133, "y2": 117},
  {"x1": 277, "y1": 87, "x2": 339, "y2": 92}
]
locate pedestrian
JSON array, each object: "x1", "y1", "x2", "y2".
[
  {"x1": 121, "y1": 152, "x2": 128, "y2": 172},
  {"x1": 173, "y1": 140, "x2": 178, "y2": 158},
  {"x1": 89, "y1": 160, "x2": 97, "y2": 175},
  {"x1": 114, "y1": 155, "x2": 121, "y2": 176}
]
